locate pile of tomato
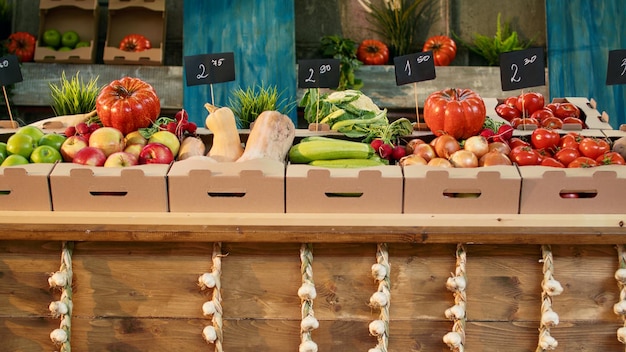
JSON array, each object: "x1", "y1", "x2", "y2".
[
  {"x1": 495, "y1": 92, "x2": 585, "y2": 129},
  {"x1": 509, "y1": 128, "x2": 624, "y2": 167}
]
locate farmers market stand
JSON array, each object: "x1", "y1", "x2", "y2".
[{"x1": 3, "y1": 211, "x2": 626, "y2": 351}]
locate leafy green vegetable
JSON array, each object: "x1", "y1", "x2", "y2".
[{"x1": 319, "y1": 35, "x2": 363, "y2": 91}]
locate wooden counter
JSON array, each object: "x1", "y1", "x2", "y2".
[{"x1": 1, "y1": 212, "x2": 626, "y2": 351}]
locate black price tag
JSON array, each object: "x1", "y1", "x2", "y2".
[
  {"x1": 606, "y1": 49, "x2": 626, "y2": 85},
  {"x1": 499, "y1": 47, "x2": 545, "y2": 91},
  {"x1": 0, "y1": 55, "x2": 23, "y2": 86},
  {"x1": 297, "y1": 59, "x2": 340, "y2": 89},
  {"x1": 183, "y1": 52, "x2": 235, "y2": 86},
  {"x1": 393, "y1": 51, "x2": 436, "y2": 86}
]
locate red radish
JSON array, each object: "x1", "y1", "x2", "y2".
[
  {"x1": 371, "y1": 138, "x2": 384, "y2": 151},
  {"x1": 479, "y1": 128, "x2": 495, "y2": 140},
  {"x1": 378, "y1": 143, "x2": 393, "y2": 160},
  {"x1": 391, "y1": 145, "x2": 406, "y2": 160},
  {"x1": 496, "y1": 124, "x2": 514, "y2": 141}
]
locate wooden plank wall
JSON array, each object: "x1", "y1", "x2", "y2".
[
  {"x1": 1, "y1": 241, "x2": 624, "y2": 351},
  {"x1": 546, "y1": 0, "x2": 626, "y2": 129},
  {"x1": 182, "y1": 0, "x2": 297, "y2": 127}
]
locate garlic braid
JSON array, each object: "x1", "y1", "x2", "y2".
[
  {"x1": 368, "y1": 243, "x2": 390, "y2": 352},
  {"x1": 613, "y1": 245, "x2": 626, "y2": 346},
  {"x1": 48, "y1": 241, "x2": 74, "y2": 352},
  {"x1": 200, "y1": 242, "x2": 224, "y2": 351},
  {"x1": 298, "y1": 243, "x2": 319, "y2": 352},
  {"x1": 536, "y1": 245, "x2": 562, "y2": 352},
  {"x1": 443, "y1": 243, "x2": 467, "y2": 352}
]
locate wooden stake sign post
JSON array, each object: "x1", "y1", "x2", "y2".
[
  {"x1": 297, "y1": 58, "x2": 340, "y2": 131},
  {"x1": 0, "y1": 54, "x2": 23, "y2": 128},
  {"x1": 393, "y1": 50, "x2": 436, "y2": 130}
]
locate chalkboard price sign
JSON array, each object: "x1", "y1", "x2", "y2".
[
  {"x1": 499, "y1": 47, "x2": 545, "y2": 91},
  {"x1": 184, "y1": 52, "x2": 235, "y2": 86},
  {"x1": 606, "y1": 49, "x2": 626, "y2": 85},
  {"x1": 0, "y1": 54, "x2": 23, "y2": 87},
  {"x1": 297, "y1": 59, "x2": 340, "y2": 89},
  {"x1": 393, "y1": 51, "x2": 436, "y2": 86}
]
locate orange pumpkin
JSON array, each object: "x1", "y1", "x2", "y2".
[{"x1": 423, "y1": 88, "x2": 486, "y2": 140}]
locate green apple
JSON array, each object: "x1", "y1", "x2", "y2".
[
  {"x1": 16, "y1": 125, "x2": 45, "y2": 145},
  {"x1": 61, "y1": 31, "x2": 80, "y2": 49},
  {"x1": 42, "y1": 29, "x2": 61, "y2": 48},
  {"x1": 1, "y1": 154, "x2": 29, "y2": 167},
  {"x1": 58, "y1": 47, "x2": 73, "y2": 52},
  {"x1": 0, "y1": 142, "x2": 7, "y2": 164},
  {"x1": 6, "y1": 134, "x2": 36, "y2": 159},
  {"x1": 30, "y1": 145, "x2": 63, "y2": 164},
  {"x1": 149, "y1": 131, "x2": 180, "y2": 158},
  {"x1": 75, "y1": 41, "x2": 90, "y2": 48},
  {"x1": 38, "y1": 133, "x2": 67, "y2": 151}
]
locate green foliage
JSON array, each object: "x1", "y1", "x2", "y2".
[
  {"x1": 228, "y1": 83, "x2": 296, "y2": 128},
  {"x1": 454, "y1": 13, "x2": 534, "y2": 66},
  {"x1": 49, "y1": 71, "x2": 101, "y2": 116},
  {"x1": 319, "y1": 35, "x2": 363, "y2": 91},
  {"x1": 359, "y1": 0, "x2": 438, "y2": 57}
]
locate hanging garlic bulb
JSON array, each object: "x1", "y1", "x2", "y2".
[
  {"x1": 49, "y1": 301, "x2": 69, "y2": 318},
  {"x1": 202, "y1": 301, "x2": 216, "y2": 316},
  {"x1": 615, "y1": 268, "x2": 626, "y2": 283},
  {"x1": 298, "y1": 282, "x2": 317, "y2": 300},
  {"x1": 301, "y1": 315, "x2": 319, "y2": 332},
  {"x1": 298, "y1": 340, "x2": 318, "y2": 352},
  {"x1": 48, "y1": 271, "x2": 68, "y2": 288},
  {"x1": 538, "y1": 334, "x2": 558, "y2": 350},
  {"x1": 618, "y1": 327, "x2": 626, "y2": 343},
  {"x1": 371, "y1": 263, "x2": 387, "y2": 281},
  {"x1": 542, "y1": 278, "x2": 564, "y2": 296},
  {"x1": 369, "y1": 291, "x2": 389, "y2": 308},
  {"x1": 50, "y1": 328, "x2": 68, "y2": 344},
  {"x1": 541, "y1": 310, "x2": 560, "y2": 327},
  {"x1": 446, "y1": 275, "x2": 467, "y2": 292},
  {"x1": 198, "y1": 272, "x2": 217, "y2": 289},
  {"x1": 368, "y1": 320, "x2": 386, "y2": 336},
  {"x1": 444, "y1": 304, "x2": 466, "y2": 320},
  {"x1": 443, "y1": 331, "x2": 463, "y2": 348},
  {"x1": 202, "y1": 325, "x2": 217, "y2": 343}
]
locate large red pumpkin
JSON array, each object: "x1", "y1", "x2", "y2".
[
  {"x1": 96, "y1": 77, "x2": 161, "y2": 135},
  {"x1": 423, "y1": 88, "x2": 486, "y2": 140}
]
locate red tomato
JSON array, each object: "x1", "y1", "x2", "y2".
[
  {"x1": 545, "y1": 102, "x2": 559, "y2": 115},
  {"x1": 554, "y1": 147, "x2": 580, "y2": 167},
  {"x1": 5, "y1": 32, "x2": 36, "y2": 62},
  {"x1": 568, "y1": 156, "x2": 598, "y2": 168},
  {"x1": 578, "y1": 137, "x2": 610, "y2": 159},
  {"x1": 530, "y1": 108, "x2": 555, "y2": 123},
  {"x1": 554, "y1": 102, "x2": 581, "y2": 119},
  {"x1": 541, "y1": 157, "x2": 565, "y2": 168},
  {"x1": 509, "y1": 137, "x2": 530, "y2": 149},
  {"x1": 357, "y1": 39, "x2": 390, "y2": 65},
  {"x1": 596, "y1": 151, "x2": 626, "y2": 165},
  {"x1": 495, "y1": 103, "x2": 522, "y2": 122},
  {"x1": 422, "y1": 88, "x2": 486, "y2": 140},
  {"x1": 504, "y1": 96, "x2": 518, "y2": 107},
  {"x1": 119, "y1": 34, "x2": 152, "y2": 52},
  {"x1": 559, "y1": 132, "x2": 582, "y2": 149},
  {"x1": 562, "y1": 116, "x2": 584, "y2": 127},
  {"x1": 541, "y1": 116, "x2": 564, "y2": 130},
  {"x1": 422, "y1": 35, "x2": 457, "y2": 66},
  {"x1": 510, "y1": 146, "x2": 541, "y2": 166},
  {"x1": 510, "y1": 117, "x2": 539, "y2": 129},
  {"x1": 516, "y1": 92, "x2": 545, "y2": 116},
  {"x1": 530, "y1": 127, "x2": 560, "y2": 151}
]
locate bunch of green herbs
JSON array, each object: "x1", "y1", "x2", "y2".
[
  {"x1": 319, "y1": 35, "x2": 363, "y2": 91},
  {"x1": 228, "y1": 83, "x2": 295, "y2": 128},
  {"x1": 49, "y1": 71, "x2": 100, "y2": 116}
]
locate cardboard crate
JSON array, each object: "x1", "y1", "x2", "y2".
[
  {"x1": 0, "y1": 163, "x2": 55, "y2": 211},
  {"x1": 518, "y1": 165, "x2": 626, "y2": 214},
  {"x1": 35, "y1": 0, "x2": 99, "y2": 64},
  {"x1": 403, "y1": 165, "x2": 522, "y2": 214},
  {"x1": 168, "y1": 157, "x2": 285, "y2": 213},
  {"x1": 286, "y1": 164, "x2": 403, "y2": 213},
  {"x1": 103, "y1": 0, "x2": 166, "y2": 65},
  {"x1": 49, "y1": 163, "x2": 170, "y2": 212}
]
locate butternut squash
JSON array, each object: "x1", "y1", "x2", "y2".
[
  {"x1": 177, "y1": 136, "x2": 207, "y2": 160},
  {"x1": 204, "y1": 103, "x2": 244, "y2": 162},
  {"x1": 236, "y1": 110, "x2": 295, "y2": 163}
]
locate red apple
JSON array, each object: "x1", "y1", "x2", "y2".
[
  {"x1": 88, "y1": 127, "x2": 126, "y2": 157},
  {"x1": 60, "y1": 135, "x2": 88, "y2": 162},
  {"x1": 138, "y1": 142, "x2": 174, "y2": 165},
  {"x1": 148, "y1": 130, "x2": 180, "y2": 158},
  {"x1": 72, "y1": 146, "x2": 107, "y2": 166},
  {"x1": 104, "y1": 151, "x2": 138, "y2": 167}
]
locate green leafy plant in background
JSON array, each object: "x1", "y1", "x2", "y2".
[
  {"x1": 49, "y1": 71, "x2": 101, "y2": 116},
  {"x1": 454, "y1": 13, "x2": 535, "y2": 66},
  {"x1": 358, "y1": 0, "x2": 438, "y2": 57},
  {"x1": 319, "y1": 35, "x2": 363, "y2": 91},
  {"x1": 228, "y1": 83, "x2": 296, "y2": 128}
]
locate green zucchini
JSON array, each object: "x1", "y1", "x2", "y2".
[
  {"x1": 308, "y1": 158, "x2": 386, "y2": 168},
  {"x1": 288, "y1": 139, "x2": 373, "y2": 164}
]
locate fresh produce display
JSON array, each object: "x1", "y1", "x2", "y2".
[
  {"x1": 119, "y1": 34, "x2": 151, "y2": 52},
  {"x1": 423, "y1": 35, "x2": 457, "y2": 66},
  {"x1": 356, "y1": 39, "x2": 390, "y2": 65},
  {"x1": 5, "y1": 31, "x2": 36, "y2": 62},
  {"x1": 423, "y1": 88, "x2": 486, "y2": 140},
  {"x1": 42, "y1": 29, "x2": 87, "y2": 51},
  {"x1": 495, "y1": 92, "x2": 585, "y2": 129},
  {"x1": 96, "y1": 77, "x2": 161, "y2": 135},
  {"x1": 300, "y1": 89, "x2": 388, "y2": 137},
  {"x1": 1, "y1": 126, "x2": 65, "y2": 166}
]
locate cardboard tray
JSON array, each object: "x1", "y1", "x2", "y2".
[
  {"x1": 0, "y1": 163, "x2": 55, "y2": 211},
  {"x1": 103, "y1": 0, "x2": 166, "y2": 65},
  {"x1": 49, "y1": 162, "x2": 170, "y2": 212},
  {"x1": 286, "y1": 164, "x2": 403, "y2": 214},
  {"x1": 35, "y1": 0, "x2": 99, "y2": 64},
  {"x1": 403, "y1": 165, "x2": 522, "y2": 214},
  {"x1": 167, "y1": 157, "x2": 285, "y2": 213},
  {"x1": 518, "y1": 165, "x2": 626, "y2": 214}
]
